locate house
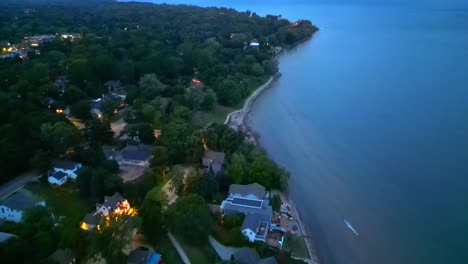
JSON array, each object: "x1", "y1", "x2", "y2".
[
  {"x1": 90, "y1": 107, "x2": 103, "y2": 119},
  {"x1": 81, "y1": 192, "x2": 135, "y2": 231},
  {"x1": 103, "y1": 144, "x2": 153, "y2": 167},
  {"x1": 232, "y1": 247, "x2": 278, "y2": 264},
  {"x1": 104, "y1": 80, "x2": 126, "y2": 101},
  {"x1": 221, "y1": 183, "x2": 272, "y2": 242},
  {"x1": 128, "y1": 247, "x2": 162, "y2": 264},
  {"x1": 0, "y1": 192, "x2": 46, "y2": 222},
  {"x1": 48, "y1": 171, "x2": 69, "y2": 186},
  {"x1": 104, "y1": 80, "x2": 122, "y2": 91},
  {"x1": 202, "y1": 150, "x2": 225, "y2": 175},
  {"x1": 53, "y1": 160, "x2": 82, "y2": 178}
]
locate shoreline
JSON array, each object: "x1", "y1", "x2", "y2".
[{"x1": 224, "y1": 71, "x2": 320, "y2": 264}]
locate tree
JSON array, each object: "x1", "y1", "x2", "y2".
[
  {"x1": 262, "y1": 59, "x2": 278, "y2": 75},
  {"x1": 226, "y1": 153, "x2": 249, "y2": 184},
  {"x1": 223, "y1": 213, "x2": 244, "y2": 229},
  {"x1": 150, "y1": 146, "x2": 169, "y2": 179},
  {"x1": 40, "y1": 121, "x2": 82, "y2": 155},
  {"x1": 167, "y1": 194, "x2": 211, "y2": 244},
  {"x1": 71, "y1": 100, "x2": 92, "y2": 120},
  {"x1": 270, "y1": 194, "x2": 281, "y2": 212},
  {"x1": 168, "y1": 167, "x2": 184, "y2": 196},
  {"x1": 140, "y1": 193, "x2": 165, "y2": 243},
  {"x1": 139, "y1": 74, "x2": 166, "y2": 100},
  {"x1": 201, "y1": 88, "x2": 216, "y2": 111}
]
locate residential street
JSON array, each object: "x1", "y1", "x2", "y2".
[{"x1": 0, "y1": 170, "x2": 40, "y2": 199}]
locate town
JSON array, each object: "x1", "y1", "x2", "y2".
[{"x1": 0, "y1": 1, "x2": 318, "y2": 264}]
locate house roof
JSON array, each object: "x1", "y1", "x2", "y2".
[
  {"x1": 0, "y1": 192, "x2": 43, "y2": 211},
  {"x1": 50, "y1": 171, "x2": 68, "y2": 180},
  {"x1": 102, "y1": 145, "x2": 121, "y2": 160},
  {"x1": 102, "y1": 192, "x2": 126, "y2": 210},
  {"x1": 222, "y1": 198, "x2": 272, "y2": 219},
  {"x1": 104, "y1": 80, "x2": 121, "y2": 88},
  {"x1": 83, "y1": 213, "x2": 100, "y2": 225},
  {"x1": 241, "y1": 213, "x2": 271, "y2": 232},
  {"x1": 121, "y1": 145, "x2": 153, "y2": 162},
  {"x1": 54, "y1": 160, "x2": 81, "y2": 170},
  {"x1": 127, "y1": 247, "x2": 151, "y2": 264},
  {"x1": 203, "y1": 151, "x2": 225, "y2": 164},
  {"x1": 229, "y1": 183, "x2": 266, "y2": 200},
  {"x1": 233, "y1": 247, "x2": 261, "y2": 264}
]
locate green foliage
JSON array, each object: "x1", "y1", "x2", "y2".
[
  {"x1": 76, "y1": 166, "x2": 122, "y2": 203},
  {"x1": 40, "y1": 121, "x2": 82, "y2": 155},
  {"x1": 223, "y1": 213, "x2": 245, "y2": 229},
  {"x1": 271, "y1": 194, "x2": 282, "y2": 212},
  {"x1": 183, "y1": 169, "x2": 218, "y2": 199},
  {"x1": 226, "y1": 153, "x2": 249, "y2": 184},
  {"x1": 167, "y1": 194, "x2": 212, "y2": 244},
  {"x1": 71, "y1": 100, "x2": 92, "y2": 120},
  {"x1": 140, "y1": 194, "x2": 165, "y2": 244}
]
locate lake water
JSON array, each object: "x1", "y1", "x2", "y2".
[{"x1": 125, "y1": 1, "x2": 468, "y2": 263}]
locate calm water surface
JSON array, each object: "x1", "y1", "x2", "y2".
[{"x1": 126, "y1": 1, "x2": 468, "y2": 263}]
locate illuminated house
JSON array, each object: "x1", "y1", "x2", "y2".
[{"x1": 80, "y1": 192, "x2": 135, "y2": 231}]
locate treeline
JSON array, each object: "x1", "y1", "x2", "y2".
[{"x1": 0, "y1": 1, "x2": 316, "y2": 182}]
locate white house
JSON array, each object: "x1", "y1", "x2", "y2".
[
  {"x1": 48, "y1": 171, "x2": 69, "y2": 186},
  {"x1": 53, "y1": 161, "x2": 82, "y2": 180},
  {"x1": 0, "y1": 192, "x2": 46, "y2": 223}
]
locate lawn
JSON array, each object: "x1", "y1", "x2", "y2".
[
  {"x1": 284, "y1": 234, "x2": 310, "y2": 259},
  {"x1": 175, "y1": 235, "x2": 219, "y2": 264},
  {"x1": 192, "y1": 105, "x2": 235, "y2": 127},
  {"x1": 26, "y1": 182, "x2": 91, "y2": 219}
]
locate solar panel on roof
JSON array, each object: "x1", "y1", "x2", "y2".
[{"x1": 231, "y1": 198, "x2": 262, "y2": 208}]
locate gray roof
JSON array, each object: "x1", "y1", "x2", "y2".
[
  {"x1": 223, "y1": 198, "x2": 272, "y2": 219},
  {"x1": 0, "y1": 192, "x2": 43, "y2": 211},
  {"x1": 102, "y1": 192, "x2": 126, "y2": 210},
  {"x1": 229, "y1": 183, "x2": 266, "y2": 200},
  {"x1": 54, "y1": 160, "x2": 80, "y2": 170},
  {"x1": 241, "y1": 213, "x2": 270, "y2": 231},
  {"x1": 233, "y1": 248, "x2": 260, "y2": 264},
  {"x1": 121, "y1": 145, "x2": 153, "y2": 162},
  {"x1": 83, "y1": 213, "x2": 100, "y2": 225},
  {"x1": 102, "y1": 145, "x2": 121, "y2": 160},
  {"x1": 50, "y1": 171, "x2": 68, "y2": 180},
  {"x1": 104, "y1": 80, "x2": 121, "y2": 88},
  {"x1": 127, "y1": 247, "x2": 151, "y2": 264},
  {"x1": 203, "y1": 151, "x2": 225, "y2": 174}
]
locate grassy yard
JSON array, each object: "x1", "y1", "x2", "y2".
[
  {"x1": 284, "y1": 234, "x2": 310, "y2": 259},
  {"x1": 192, "y1": 105, "x2": 235, "y2": 127},
  {"x1": 26, "y1": 182, "x2": 91, "y2": 220},
  {"x1": 175, "y1": 235, "x2": 219, "y2": 264}
]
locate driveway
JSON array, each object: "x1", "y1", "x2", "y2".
[
  {"x1": 209, "y1": 236, "x2": 239, "y2": 261},
  {"x1": 0, "y1": 170, "x2": 40, "y2": 199}
]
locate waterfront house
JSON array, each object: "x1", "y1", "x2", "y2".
[
  {"x1": 202, "y1": 150, "x2": 225, "y2": 175},
  {"x1": 221, "y1": 183, "x2": 272, "y2": 242},
  {"x1": 232, "y1": 247, "x2": 278, "y2": 264},
  {"x1": 0, "y1": 192, "x2": 46, "y2": 223},
  {"x1": 103, "y1": 144, "x2": 153, "y2": 167}
]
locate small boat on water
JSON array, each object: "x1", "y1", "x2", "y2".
[{"x1": 344, "y1": 219, "x2": 359, "y2": 236}]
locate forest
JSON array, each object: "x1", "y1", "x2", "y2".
[{"x1": 0, "y1": 0, "x2": 317, "y2": 263}]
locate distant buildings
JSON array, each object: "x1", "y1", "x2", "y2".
[
  {"x1": 23, "y1": 35, "x2": 55, "y2": 47},
  {"x1": 0, "y1": 192, "x2": 46, "y2": 223},
  {"x1": 220, "y1": 183, "x2": 272, "y2": 242}
]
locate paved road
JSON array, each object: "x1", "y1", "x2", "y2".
[
  {"x1": 0, "y1": 170, "x2": 40, "y2": 200},
  {"x1": 168, "y1": 232, "x2": 191, "y2": 264},
  {"x1": 209, "y1": 236, "x2": 239, "y2": 261}
]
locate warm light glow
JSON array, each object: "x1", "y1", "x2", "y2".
[
  {"x1": 192, "y1": 78, "x2": 201, "y2": 84},
  {"x1": 56, "y1": 109, "x2": 64, "y2": 114},
  {"x1": 80, "y1": 222, "x2": 89, "y2": 231},
  {"x1": 31, "y1": 43, "x2": 39, "y2": 47}
]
